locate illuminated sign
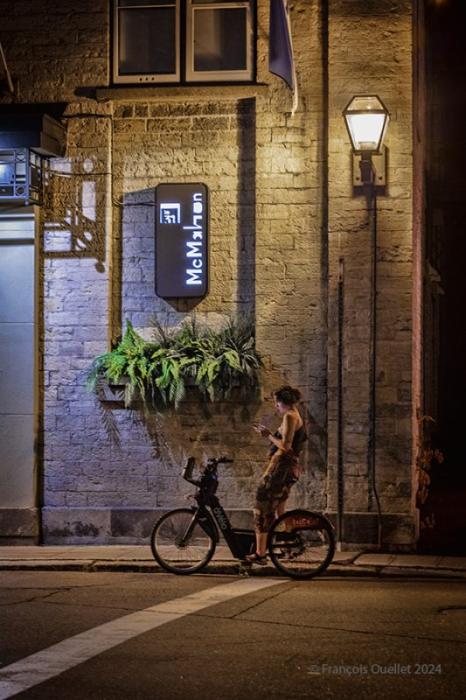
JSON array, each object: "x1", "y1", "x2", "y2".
[{"x1": 155, "y1": 183, "x2": 208, "y2": 298}]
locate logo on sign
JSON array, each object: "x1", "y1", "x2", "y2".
[
  {"x1": 184, "y1": 193, "x2": 204, "y2": 287},
  {"x1": 160, "y1": 203, "x2": 181, "y2": 225}
]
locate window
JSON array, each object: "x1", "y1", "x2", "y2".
[{"x1": 113, "y1": 0, "x2": 254, "y2": 84}]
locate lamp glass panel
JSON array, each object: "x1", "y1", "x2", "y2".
[
  {"x1": 346, "y1": 113, "x2": 385, "y2": 151},
  {"x1": 347, "y1": 95, "x2": 384, "y2": 112}
]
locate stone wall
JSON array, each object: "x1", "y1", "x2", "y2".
[
  {"x1": 0, "y1": 0, "x2": 418, "y2": 547},
  {"x1": 0, "y1": 0, "x2": 109, "y2": 102},
  {"x1": 34, "y1": 0, "x2": 327, "y2": 543},
  {"x1": 327, "y1": 0, "x2": 416, "y2": 546}
]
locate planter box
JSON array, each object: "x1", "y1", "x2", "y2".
[
  {"x1": 98, "y1": 376, "x2": 131, "y2": 404},
  {"x1": 97, "y1": 375, "x2": 259, "y2": 409}
]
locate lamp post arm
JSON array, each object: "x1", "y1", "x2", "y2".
[{"x1": 359, "y1": 151, "x2": 376, "y2": 186}]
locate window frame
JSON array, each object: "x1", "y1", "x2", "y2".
[
  {"x1": 112, "y1": 0, "x2": 255, "y2": 85},
  {"x1": 185, "y1": 1, "x2": 254, "y2": 83},
  {"x1": 112, "y1": 1, "x2": 181, "y2": 84}
]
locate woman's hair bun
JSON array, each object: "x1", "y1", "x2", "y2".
[{"x1": 274, "y1": 385, "x2": 301, "y2": 405}]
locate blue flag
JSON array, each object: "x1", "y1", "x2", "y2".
[{"x1": 269, "y1": 0, "x2": 298, "y2": 112}]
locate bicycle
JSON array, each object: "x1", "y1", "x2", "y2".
[{"x1": 150, "y1": 456, "x2": 335, "y2": 579}]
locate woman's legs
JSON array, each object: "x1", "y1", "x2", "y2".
[
  {"x1": 255, "y1": 531, "x2": 268, "y2": 557},
  {"x1": 253, "y1": 495, "x2": 288, "y2": 557},
  {"x1": 252, "y1": 505, "x2": 273, "y2": 556},
  {"x1": 251, "y1": 468, "x2": 292, "y2": 559}
]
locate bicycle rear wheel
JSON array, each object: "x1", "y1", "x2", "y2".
[
  {"x1": 268, "y1": 509, "x2": 335, "y2": 579},
  {"x1": 150, "y1": 508, "x2": 216, "y2": 575}
]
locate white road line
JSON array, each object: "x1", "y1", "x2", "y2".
[{"x1": 0, "y1": 577, "x2": 284, "y2": 699}]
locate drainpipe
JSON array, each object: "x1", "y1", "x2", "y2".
[{"x1": 336, "y1": 257, "x2": 345, "y2": 549}]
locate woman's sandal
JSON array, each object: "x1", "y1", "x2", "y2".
[{"x1": 244, "y1": 552, "x2": 268, "y2": 566}]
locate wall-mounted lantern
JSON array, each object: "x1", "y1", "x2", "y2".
[
  {"x1": 0, "y1": 112, "x2": 66, "y2": 205},
  {"x1": 343, "y1": 95, "x2": 390, "y2": 188},
  {"x1": 0, "y1": 149, "x2": 43, "y2": 204}
]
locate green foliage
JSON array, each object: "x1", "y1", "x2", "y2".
[{"x1": 87, "y1": 317, "x2": 262, "y2": 410}]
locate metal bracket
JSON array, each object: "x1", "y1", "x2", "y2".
[{"x1": 352, "y1": 146, "x2": 387, "y2": 187}]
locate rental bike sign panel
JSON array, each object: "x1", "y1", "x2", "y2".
[{"x1": 155, "y1": 183, "x2": 208, "y2": 298}]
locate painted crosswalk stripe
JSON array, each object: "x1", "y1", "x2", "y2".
[{"x1": 0, "y1": 577, "x2": 284, "y2": 699}]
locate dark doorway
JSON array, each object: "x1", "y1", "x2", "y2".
[{"x1": 419, "y1": 0, "x2": 466, "y2": 554}]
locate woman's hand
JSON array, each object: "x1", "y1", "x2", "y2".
[{"x1": 252, "y1": 423, "x2": 272, "y2": 438}]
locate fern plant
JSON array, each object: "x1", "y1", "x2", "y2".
[{"x1": 87, "y1": 316, "x2": 262, "y2": 410}]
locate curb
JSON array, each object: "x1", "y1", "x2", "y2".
[{"x1": 1, "y1": 560, "x2": 465, "y2": 579}]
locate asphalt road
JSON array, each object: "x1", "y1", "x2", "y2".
[{"x1": 1, "y1": 571, "x2": 465, "y2": 700}]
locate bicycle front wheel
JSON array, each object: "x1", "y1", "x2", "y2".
[
  {"x1": 150, "y1": 508, "x2": 216, "y2": 575},
  {"x1": 268, "y1": 509, "x2": 335, "y2": 579}
]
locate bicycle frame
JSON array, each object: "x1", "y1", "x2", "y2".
[
  {"x1": 181, "y1": 458, "x2": 256, "y2": 560},
  {"x1": 184, "y1": 497, "x2": 255, "y2": 561}
]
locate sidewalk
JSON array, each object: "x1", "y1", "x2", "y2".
[{"x1": 1, "y1": 546, "x2": 466, "y2": 578}]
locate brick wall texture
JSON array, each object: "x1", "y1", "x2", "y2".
[{"x1": 0, "y1": 0, "x2": 418, "y2": 547}]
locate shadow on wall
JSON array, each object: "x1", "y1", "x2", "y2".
[
  {"x1": 116, "y1": 186, "x2": 204, "y2": 339},
  {"x1": 112, "y1": 97, "x2": 257, "y2": 338},
  {"x1": 236, "y1": 97, "x2": 256, "y2": 323},
  {"x1": 96, "y1": 387, "x2": 265, "y2": 512},
  {"x1": 96, "y1": 360, "x2": 327, "y2": 512},
  {"x1": 41, "y1": 156, "x2": 107, "y2": 270}
]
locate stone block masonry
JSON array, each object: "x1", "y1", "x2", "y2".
[
  {"x1": 0, "y1": 1, "x2": 418, "y2": 547},
  {"x1": 327, "y1": 0, "x2": 416, "y2": 546}
]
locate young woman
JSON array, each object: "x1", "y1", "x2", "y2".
[{"x1": 247, "y1": 385, "x2": 307, "y2": 565}]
